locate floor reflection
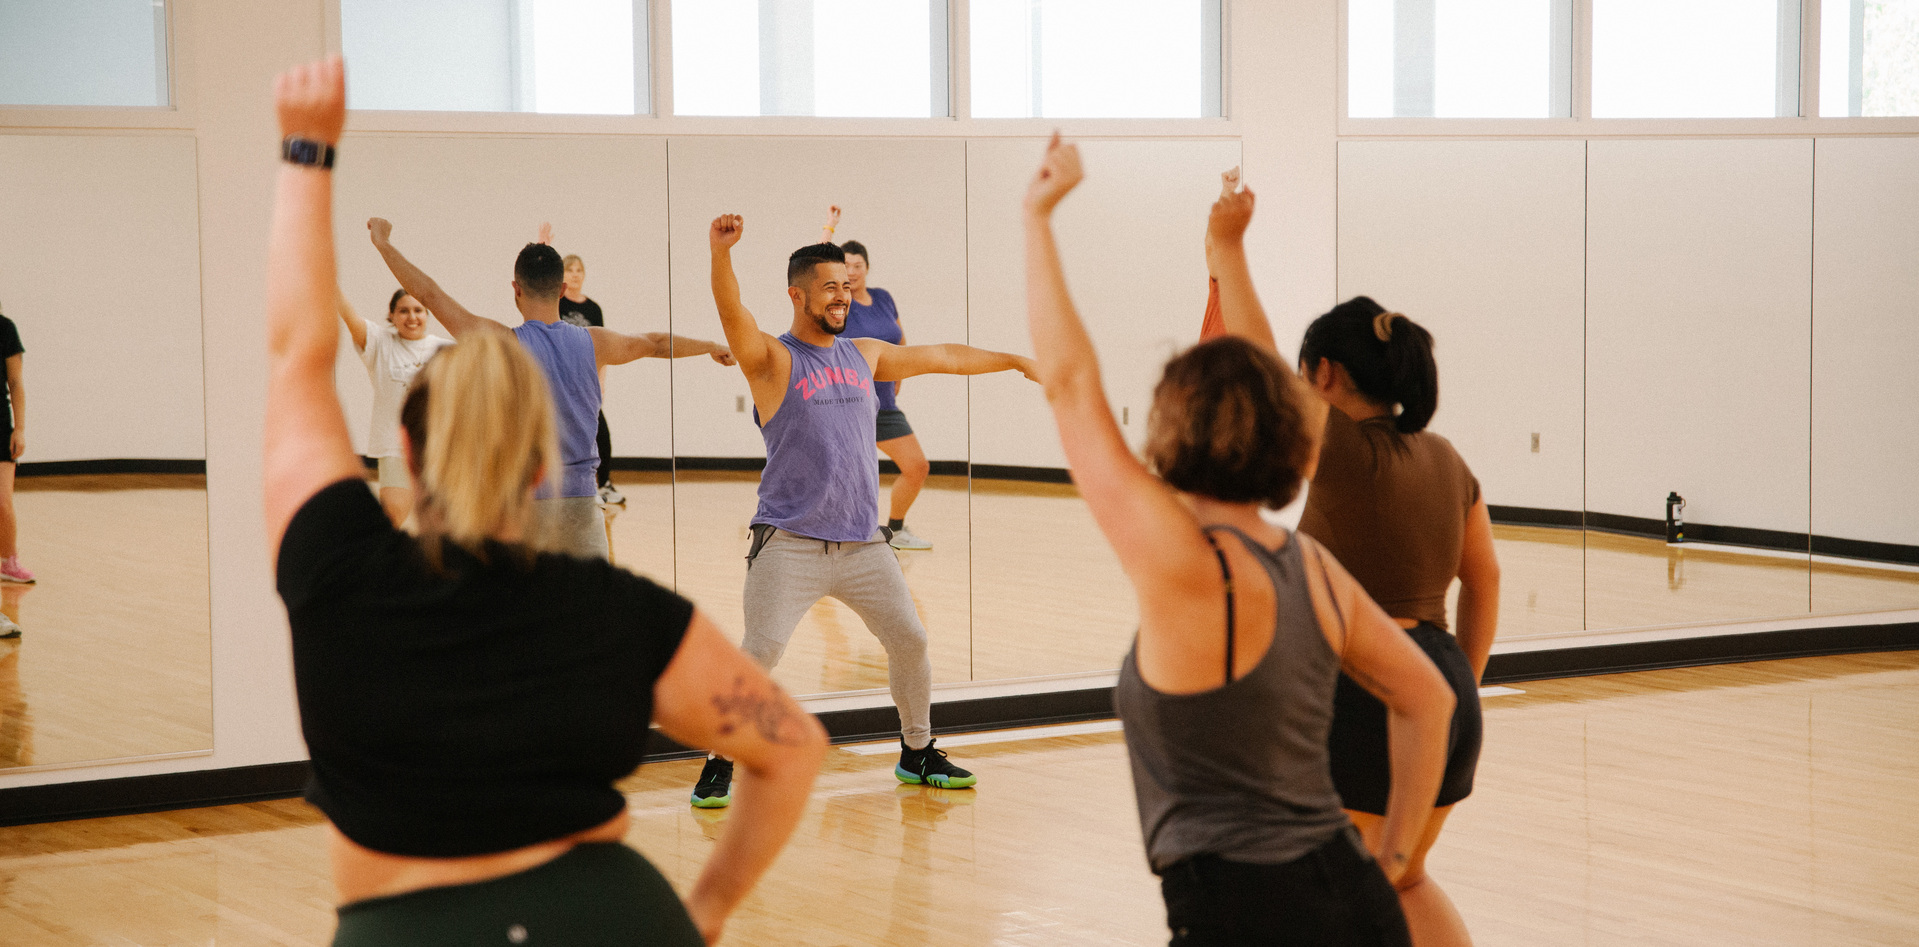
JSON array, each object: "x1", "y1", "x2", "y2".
[{"x1": 1, "y1": 474, "x2": 210, "y2": 769}]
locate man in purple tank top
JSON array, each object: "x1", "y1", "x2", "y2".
[
  {"x1": 689, "y1": 214, "x2": 1039, "y2": 808},
  {"x1": 367, "y1": 219, "x2": 734, "y2": 559}
]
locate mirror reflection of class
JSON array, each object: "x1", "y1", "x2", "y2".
[
  {"x1": 3, "y1": 131, "x2": 1915, "y2": 775},
  {"x1": 0, "y1": 129, "x2": 214, "y2": 771}
]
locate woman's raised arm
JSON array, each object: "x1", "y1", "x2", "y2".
[{"x1": 263, "y1": 56, "x2": 365, "y2": 557}]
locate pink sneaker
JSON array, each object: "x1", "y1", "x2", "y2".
[{"x1": 0, "y1": 557, "x2": 34, "y2": 584}]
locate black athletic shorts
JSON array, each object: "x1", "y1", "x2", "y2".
[
  {"x1": 1159, "y1": 827, "x2": 1412, "y2": 947},
  {"x1": 1327, "y1": 622, "x2": 1482, "y2": 815},
  {"x1": 875, "y1": 408, "x2": 913, "y2": 442}
]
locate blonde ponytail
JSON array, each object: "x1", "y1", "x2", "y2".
[{"x1": 400, "y1": 331, "x2": 559, "y2": 568}]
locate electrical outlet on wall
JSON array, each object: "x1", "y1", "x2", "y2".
[
  {"x1": 1122, "y1": 406, "x2": 1130, "y2": 425},
  {"x1": 1530, "y1": 432, "x2": 1540, "y2": 453},
  {"x1": 736, "y1": 395, "x2": 746, "y2": 413}
]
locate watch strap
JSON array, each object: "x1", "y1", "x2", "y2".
[{"x1": 281, "y1": 137, "x2": 336, "y2": 169}]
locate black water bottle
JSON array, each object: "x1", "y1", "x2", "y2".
[{"x1": 1665, "y1": 492, "x2": 1686, "y2": 545}]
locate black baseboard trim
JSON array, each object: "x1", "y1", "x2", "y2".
[
  {"x1": 1481, "y1": 621, "x2": 1919, "y2": 684},
  {"x1": 18, "y1": 459, "x2": 206, "y2": 477},
  {"x1": 969, "y1": 464, "x2": 1074, "y2": 484},
  {"x1": 605, "y1": 457, "x2": 674, "y2": 472},
  {"x1": 673, "y1": 456, "x2": 767, "y2": 473},
  {"x1": 0, "y1": 761, "x2": 312, "y2": 828},
  {"x1": 12, "y1": 619, "x2": 1915, "y2": 826},
  {"x1": 1487, "y1": 505, "x2": 1584, "y2": 529}
]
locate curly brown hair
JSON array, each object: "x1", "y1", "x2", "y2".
[{"x1": 1145, "y1": 337, "x2": 1315, "y2": 509}]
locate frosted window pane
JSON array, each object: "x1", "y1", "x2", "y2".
[
  {"x1": 672, "y1": 0, "x2": 761, "y2": 116},
  {"x1": 1348, "y1": 0, "x2": 1395, "y2": 117},
  {"x1": 1821, "y1": 0, "x2": 1919, "y2": 116},
  {"x1": 343, "y1": 0, "x2": 645, "y2": 114},
  {"x1": 0, "y1": 0, "x2": 168, "y2": 108},
  {"x1": 970, "y1": 0, "x2": 1220, "y2": 118},
  {"x1": 671, "y1": 0, "x2": 943, "y2": 117},
  {"x1": 1434, "y1": 0, "x2": 1554, "y2": 117},
  {"x1": 1591, "y1": 0, "x2": 1787, "y2": 118}
]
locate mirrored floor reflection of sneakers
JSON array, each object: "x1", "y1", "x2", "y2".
[
  {"x1": 597, "y1": 483, "x2": 626, "y2": 506},
  {"x1": 887, "y1": 525, "x2": 932, "y2": 550},
  {"x1": 690, "y1": 756, "x2": 733, "y2": 808},
  {"x1": 895, "y1": 738, "x2": 976, "y2": 789},
  {"x1": 0, "y1": 557, "x2": 33, "y2": 584},
  {"x1": 0, "y1": 612, "x2": 19, "y2": 639}
]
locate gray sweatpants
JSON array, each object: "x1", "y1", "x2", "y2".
[
  {"x1": 743, "y1": 527, "x2": 932, "y2": 749},
  {"x1": 534, "y1": 496, "x2": 610, "y2": 561}
]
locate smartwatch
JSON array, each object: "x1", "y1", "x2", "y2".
[{"x1": 281, "y1": 136, "x2": 336, "y2": 169}]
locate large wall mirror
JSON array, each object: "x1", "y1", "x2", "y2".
[
  {"x1": 1337, "y1": 137, "x2": 1919, "y2": 640},
  {"x1": 0, "y1": 134, "x2": 211, "y2": 770}
]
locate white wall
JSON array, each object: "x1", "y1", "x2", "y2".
[
  {"x1": 1336, "y1": 139, "x2": 1587, "y2": 513},
  {"x1": 0, "y1": 134, "x2": 206, "y2": 462},
  {"x1": 1811, "y1": 136, "x2": 1919, "y2": 547},
  {"x1": 1585, "y1": 138, "x2": 1813, "y2": 534}
]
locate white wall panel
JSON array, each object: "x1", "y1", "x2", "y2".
[
  {"x1": 333, "y1": 135, "x2": 672, "y2": 460},
  {"x1": 1337, "y1": 139, "x2": 1587, "y2": 513},
  {"x1": 965, "y1": 138, "x2": 1241, "y2": 470},
  {"x1": 1811, "y1": 137, "x2": 1919, "y2": 549},
  {"x1": 1585, "y1": 139, "x2": 1812, "y2": 535},
  {"x1": 664, "y1": 137, "x2": 970, "y2": 461},
  {"x1": 0, "y1": 135, "x2": 206, "y2": 462}
]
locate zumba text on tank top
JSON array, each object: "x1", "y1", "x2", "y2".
[
  {"x1": 752, "y1": 334, "x2": 880, "y2": 542},
  {"x1": 513, "y1": 320, "x2": 602, "y2": 499}
]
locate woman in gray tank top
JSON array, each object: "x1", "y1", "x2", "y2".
[{"x1": 1024, "y1": 136, "x2": 1457, "y2": 946}]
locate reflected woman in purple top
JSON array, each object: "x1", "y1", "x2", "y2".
[{"x1": 822, "y1": 208, "x2": 934, "y2": 551}]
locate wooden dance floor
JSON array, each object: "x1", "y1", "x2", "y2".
[{"x1": 3, "y1": 651, "x2": 1917, "y2": 945}]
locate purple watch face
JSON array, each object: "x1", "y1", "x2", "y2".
[{"x1": 282, "y1": 137, "x2": 333, "y2": 168}]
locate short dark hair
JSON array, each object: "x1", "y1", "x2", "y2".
[
  {"x1": 514, "y1": 242, "x2": 565, "y2": 300},
  {"x1": 1298, "y1": 295, "x2": 1438, "y2": 434},
  {"x1": 1145, "y1": 337, "x2": 1315, "y2": 509},
  {"x1": 387, "y1": 288, "x2": 410, "y2": 313},
  {"x1": 838, "y1": 240, "x2": 869, "y2": 265},
  {"x1": 787, "y1": 242, "x2": 845, "y2": 287}
]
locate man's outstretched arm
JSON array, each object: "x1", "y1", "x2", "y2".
[
  {"x1": 860, "y1": 339, "x2": 1039, "y2": 384},
  {"x1": 590, "y1": 328, "x2": 736, "y2": 367},
  {"x1": 366, "y1": 218, "x2": 506, "y2": 340}
]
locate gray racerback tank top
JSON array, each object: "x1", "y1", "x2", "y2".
[{"x1": 1114, "y1": 525, "x2": 1350, "y2": 872}]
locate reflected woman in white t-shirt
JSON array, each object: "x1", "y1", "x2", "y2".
[{"x1": 337, "y1": 289, "x2": 455, "y2": 525}]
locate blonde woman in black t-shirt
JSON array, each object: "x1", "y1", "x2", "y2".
[{"x1": 264, "y1": 57, "x2": 825, "y2": 947}]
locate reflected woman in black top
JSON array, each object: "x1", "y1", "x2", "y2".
[
  {"x1": 0, "y1": 307, "x2": 30, "y2": 587},
  {"x1": 263, "y1": 58, "x2": 825, "y2": 947}
]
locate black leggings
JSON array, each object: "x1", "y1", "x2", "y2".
[
  {"x1": 331, "y1": 843, "x2": 701, "y2": 947},
  {"x1": 1329, "y1": 622, "x2": 1482, "y2": 815},
  {"x1": 595, "y1": 412, "x2": 613, "y2": 488},
  {"x1": 1159, "y1": 828, "x2": 1412, "y2": 946}
]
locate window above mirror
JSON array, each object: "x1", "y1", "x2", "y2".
[
  {"x1": 672, "y1": 0, "x2": 949, "y2": 117},
  {"x1": 0, "y1": 0, "x2": 171, "y2": 108},
  {"x1": 341, "y1": 0, "x2": 649, "y2": 114},
  {"x1": 970, "y1": 0, "x2": 1223, "y2": 118}
]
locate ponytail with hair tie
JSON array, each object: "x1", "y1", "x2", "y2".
[{"x1": 1372, "y1": 311, "x2": 1402, "y2": 342}]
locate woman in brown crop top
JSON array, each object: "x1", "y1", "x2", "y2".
[
  {"x1": 1028, "y1": 136, "x2": 1457, "y2": 946},
  {"x1": 263, "y1": 58, "x2": 825, "y2": 947},
  {"x1": 1289, "y1": 300, "x2": 1501, "y2": 947}
]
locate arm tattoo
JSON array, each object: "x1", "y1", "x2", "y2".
[{"x1": 709, "y1": 674, "x2": 806, "y2": 746}]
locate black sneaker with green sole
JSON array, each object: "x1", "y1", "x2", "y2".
[
  {"x1": 690, "y1": 756, "x2": 733, "y2": 808},
  {"x1": 895, "y1": 739, "x2": 977, "y2": 789}
]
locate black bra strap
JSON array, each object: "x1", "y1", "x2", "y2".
[{"x1": 1200, "y1": 528, "x2": 1237, "y2": 685}]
